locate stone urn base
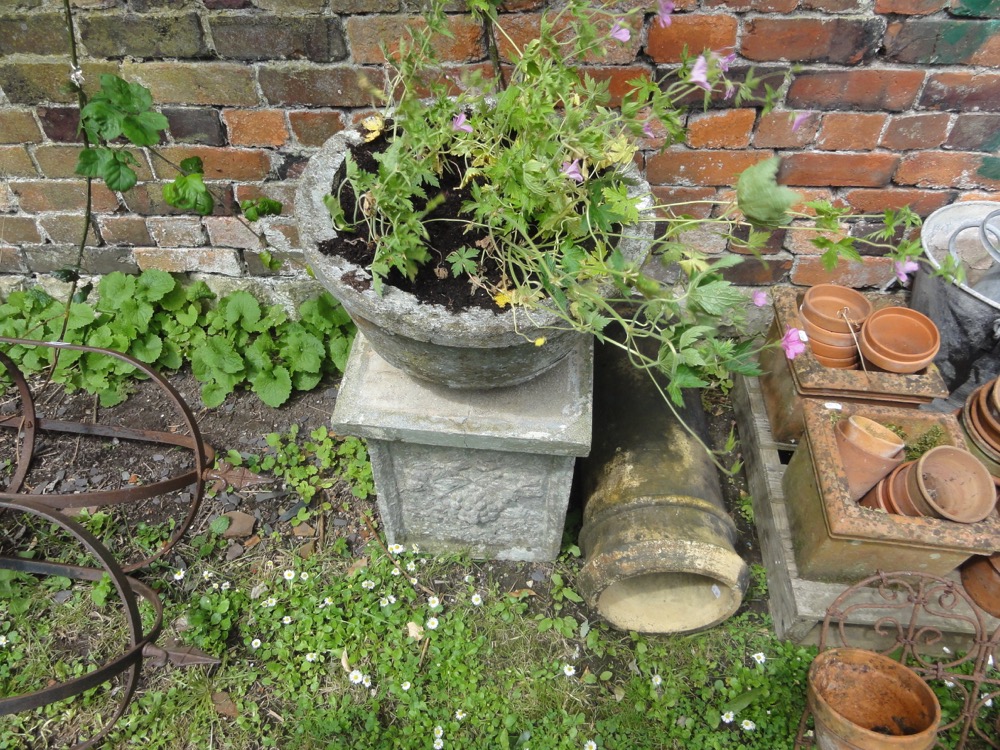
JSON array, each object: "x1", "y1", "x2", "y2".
[{"x1": 331, "y1": 334, "x2": 593, "y2": 561}]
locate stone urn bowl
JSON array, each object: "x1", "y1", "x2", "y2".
[{"x1": 295, "y1": 130, "x2": 655, "y2": 389}]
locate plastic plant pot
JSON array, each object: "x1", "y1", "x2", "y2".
[
  {"x1": 801, "y1": 284, "x2": 872, "y2": 333},
  {"x1": 909, "y1": 445, "x2": 997, "y2": 523}
]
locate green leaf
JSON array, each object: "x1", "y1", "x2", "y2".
[
  {"x1": 100, "y1": 150, "x2": 138, "y2": 192},
  {"x1": 130, "y1": 333, "x2": 163, "y2": 363},
  {"x1": 209, "y1": 515, "x2": 231, "y2": 535},
  {"x1": 198, "y1": 338, "x2": 244, "y2": 375},
  {"x1": 163, "y1": 173, "x2": 214, "y2": 215},
  {"x1": 136, "y1": 269, "x2": 176, "y2": 302},
  {"x1": 121, "y1": 110, "x2": 168, "y2": 146},
  {"x1": 735, "y1": 157, "x2": 802, "y2": 229},
  {"x1": 688, "y1": 279, "x2": 746, "y2": 317},
  {"x1": 223, "y1": 291, "x2": 262, "y2": 330},
  {"x1": 180, "y1": 156, "x2": 205, "y2": 174},
  {"x1": 240, "y1": 197, "x2": 283, "y2": 222},
  {"x1": 251, "y1": 366, "x2": 293, "y2": 407},
  {"x1": 201, "y1": 381, "x2": 229, "y2": 408}
]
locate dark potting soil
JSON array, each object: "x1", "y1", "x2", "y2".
[{"x1": 316, "y1": 132, "x2": 505, "y2": 314}]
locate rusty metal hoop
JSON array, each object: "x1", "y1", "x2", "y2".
[
  {"x1": 0, "y1": 336, "x2": 213, "y2": 571},
  {"x1": 0, "y1": 497, "x2": 165, "y2": 750},
  {"x1": 795, "y1": 570, "x2": 1000, "y2": 749}
]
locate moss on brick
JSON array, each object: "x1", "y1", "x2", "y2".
[
  {"x1": 0, "y1": 14, "x2": 68, "y2": 55},
  {"x1": 80, "y1": 13, "x2": 208, "y2": 59}
]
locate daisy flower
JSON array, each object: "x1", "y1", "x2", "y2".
[
  {"x1": 391, "y1": 568, "x2": 402, "y2": 577},
  {"x1": 651, "y1": 674, "x2": 662, "y2": 687},
  {"x1": 563, "y1": 664, "x2": 576, "y2": 677},
  {"x1": 722, "y1": 711, "x2": 735, "y2": 724},
  {"x1": 305, "y1": 652, "x2": 318, "y2": 662},
  {"x1": 173, "y1": 569, "x2": 185, "y2": 581},
  {"x1": 584, "y1": 741, "x2": 597, "y2": 750},
  {"x1": 428, "y1": 596, "x2": 440, "y2": 608},
  {"x1": 426, "y1": 617, "x2": 439, "y2": 630},
  {"x1": 455, "y1": 710, "x2": 467, "y2": 721},
  {"x1": 389, "y1": 543, "x2": 405, "y2": 554},
  {"x1": 251, "y1": 638, "x2": 261, "y2": 649},
  {"x1": 401, "y1": 681, "x2": 412, "y2": 691},
  {"x1": 434, "y1": 726, "x2": 444, "y2": 739},
  {"x1": 300, "y1": 571, "x2": 309, "y2": 581},
  {"x1": 349, "y1": 669, "x2": 363, "y2": 684},
  {"x1": 433, "y1": 741, "x2": 444, "y2": 750},
  {"x1": 264, "y1": 597, "x2": 277, "y2": 607},
  {"x1": 202, "y1": 570, "x2": 213, "y2": 581},
  {"x1": 471, "y1": 593, "x2": 483, "y2": 606},
  {"x1": 282, "y1": 616, "x2": 292, "y2": 625},
  {"x1": 221, "y1": 581, "x2": 231, "y2": 591},
  {"x1": 362, "y1": 579, "x2": 376, "y2": 590},
  {"x1": 752, "y1": 652, "x2": 766, "y2": 664},
  {"x1": 362, "y1": 674, "x2": 372, "y2": 687},
  {"x1": 741, "y1": 719, "x2": 756, "y2": 731},
  {"x1": 283, "y1": 569, "x2": 295, "y2": 581}
]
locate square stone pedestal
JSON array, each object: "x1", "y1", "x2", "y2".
[{"x1": 332, "y1": 334, "x2": 593, "y2": 561}]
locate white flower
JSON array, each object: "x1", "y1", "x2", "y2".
[
  {"x1": 305, "y1": 652, "x2": 318, "y2": 662},
  {"x1": 212, "y1": 583, "x2": 219, "y2": 590},
  {"x1": 401, "y1": 680, "x2": 411, "y2": 691},
  {"x1": 409, "y1": 577, "x2": 418, "y2": 585},
  {"x1": 264, "y1": 597, "x2": 277, "y2": 607},
  {"x1": 741, "y1": 719, "x2": 756, "y2": 731},
  {"x1": 721, "y1": 711, "x2": 735, "y2": 724},
  {"x1": 362, "y1": 674, "x2": 372, "y2": 687},
  {"x1": 986, "y1": 697, "x2": 994, "y2": 708},
  {"x1": 251, "y1": 638, "x2": 261, "y2": 649},
  {"x1": 0, "y1": 635, "x2": 8, "y2": 647},
  {"x1": 282, "y1": 616, "x2": 292, "y2": 625},
  {"x1": 283, "y1": 569, "x2": 295, "y2": 581},
  {"x1": 434, "y1": 726, "x2": 444, "y2": 738},
  {"x1": 471, "y1": 593, "x2": 483, "y2": 606},
  {"x1": 426, "y1": 617, "x2": 439, "y2": 630},
  {"x1": 323, "y1": 596, "x2": 334, "y2": 607},
  {"x1": 563, "y1": 664, "x2": 576, "y2": 677},
  {"x1": 388, "y1": 595, "x2": 396, "y2": 604},
  {"x1": 300, "y1": 571, "x2": 309, "y2": 581},
  {"x1": 433, "y1": 741, "x2": 444, "y2": 750},
  {"x1": 173, "y1": 569, "x2": 185, "y2": 581},
  {"x1": 391, "y1": 568, "x2": 402, "y2": 577},
  {"x1": 389, "y1": 543, "x2": 404, "y2": 554},
  {"x1": 464, "y1": 574, "x2": 475, "y2": 584},
  {"x1": 202, "y1": 570, "x2": 213, "y2": 581},
  {"x1": 221, "y1": 581, "x2": 231, "y2": 591},
  {"x1": 583, "y1": 742, "x2": 597, "y2": 750},
  {"x1": 349, "y1": 669, "x2": 363, "y2": 684},
  {"x1": 362, "y1": 579, "x2": 376, "y2": 590},
  {"x1": 380, "y1": 597, "x2": 390, "y2": 607},
  {"x1": 406, "y1": 561, "x2": 417, "y2": 572},
  {"x1": 428, "y1": 596, "x2": 440, "y2": 608},
  {"x1": 945, "y1": 680, "x2": 955, "y2": 688},
  {"x1": 411, "y1": 544, "x2": 421, "y2": 553},
  {"x1": 651, "y1": 674, "x2": 662, "y2": 687},
  {"x1": 455, "y1": 710, "x2": 467, "y2": 720},
  {"x1": 752, "y1": 652, "x2": 766, "y2": 664}
]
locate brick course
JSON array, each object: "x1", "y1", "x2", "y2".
[{"x1": 0, "y1": 0, "x2": 994, "y2": 294}]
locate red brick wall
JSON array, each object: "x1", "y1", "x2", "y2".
[{"x1": 0, "y1": 0, "x2": 998, "y2": 291}]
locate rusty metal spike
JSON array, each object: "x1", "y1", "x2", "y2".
[
  {"x1": 143, "y1": 643, "x2": 222, "y2": 668},
  {"x1": 203, "y1": 459, "x2": 272, "y2": 493}
]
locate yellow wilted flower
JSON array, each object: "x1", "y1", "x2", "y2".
[
  {"x1": 534, "y1": 337, "x2": 546, "y2": 347},
  {"x1": 493, "y1": 291, "x2": 511, "y2": 309}
]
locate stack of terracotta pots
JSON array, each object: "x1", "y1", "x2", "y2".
[
  {"x1": 797, "y1": 284, "x2": 942, "y2": 374},
  {"x1": 858, "y1": 307, "x2": 941, "y2": 374},
  {"x1": 958, "y1": 375, "x2": 1000, "y2": 481},
  {"x1": 859, "y1": 444, "x2": 997, "y2": 523},
  {"x1": 799, "y1": 284, "x2": 871, "y2": 369}
]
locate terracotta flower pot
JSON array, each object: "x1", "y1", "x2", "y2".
[
  {"x1": 799, "y1": 312, "x2": 860, "y2": 348},
  {"x1": 814, "y1": 352, "x2": 860, "y2": 369},
  {"x1": 808, "y1": 648, "x2": 941, "y2": 750},
  {"x1": 860, "y1": 475, "x2": 900, "y2": 514},
  {"x1": 835, "y1": 419, "x2": 905, "y2": 502},
  {"x1": 801, "y1": 284, "x2": 872, "y2": 333},
  {"x1": 906, "y1": 445, "x2": 996, "y2": 524},
  {"x1": 960, "y1": 553, "x2": 1000, "y2": 618},
  {"x1": 991, "y1": 377, "x2": 1000, "y2": 421},
  {"x1": 810, "y1": 337, "x2": 859, "y2": 360},
  {"x1": 860, "y1": 307, "x2": 940, "y2": 375},
  {"x1": 841, "y1": 416, "x2": 905, "y2": 459},
  {"x1": 887, "y1": 461, "x2": 933, "y2": 517},
  {"x1": 973, "y1": 381, "x2": 1000, "y2": 450}
]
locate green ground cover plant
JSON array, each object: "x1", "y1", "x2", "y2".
[{"x1": 0, "y1": 271, "x2": 355, "y2": 407}]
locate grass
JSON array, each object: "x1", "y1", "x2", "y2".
[{"x1": 1, "y1": 422, "x2": 985, "y2": 750}]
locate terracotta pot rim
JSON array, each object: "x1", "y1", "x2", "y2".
[
  {"x1": 966, "y1": 392, "x2": 1000, "y2": 458},
  {"x1": 893, "y1": 460, "x2": 933, "y2": 517},
  {"x1": 862, "y1": 307, "x2": 940, "y2": 360},
  {"x1": 991, "y1": 377, "x2": 1000, "y2": 421},
  {"x1": 802, "y1": 284, "x2": 872, "y2": 333},
  {"x1": 914, "y1": 445, "x2": 996, "y2": 523},
  {"x1": 844, "y1": 415, "x2": 905, "y2": 458},
  {"x1": 809, "y1": 337, "x2": 859, "y2": 360},
  {"x1": 799, "y1": 307, "x2": 860, "y2": 345},
  {"x1": 974, "y1": 382, "x2": 1000, "y2": 448}
]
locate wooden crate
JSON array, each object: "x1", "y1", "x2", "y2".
[{"x1": 732, "y1": 375, "x2": 1000, "y2": 647}]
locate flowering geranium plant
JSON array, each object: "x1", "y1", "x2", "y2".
[{"x1": 325, "y1": 0, "x2": 923, "y2": 409}]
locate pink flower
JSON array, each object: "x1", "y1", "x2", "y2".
[
  {"x1": 451, "y1": 112, "x2": 473, "y2": 133},
  {"x1": 561, "y1": 159, "x2": 584, "y2": 183},
  {"x1": 791, "y1": 111, "x2": 812, "y2": 132},
  {"x1": 781, "y1": 326, "x2": 807, "y2": 360},
  {"x1": 894, "y1": 258, "x2": 920, "y2": 283},
  {"x1": 690, "y1": 55, "x2": 711, "y2": 91},
  {"x1": 610, "y1": 21, "x2": 630, "y2": 42},
  {"x1": 752, "y1": 290, "x2": 769, "y2": 308},
  {"x1": 656, "y1": 0, "x2": 674, "y2": 27},
  {"x1": 717, "y1": 52, "x2": 737, "y2": 72},
  {"x1": 642, "y1": 120, "x2": 656, "y2": 138}
]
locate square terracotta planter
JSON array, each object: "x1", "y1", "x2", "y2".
[
  {"x1": 782, "y1": 399, "x2": 1000, "y2": 583},
  {"x1": 759, "y1": 287, "x2": 949, "y2": 444}
]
